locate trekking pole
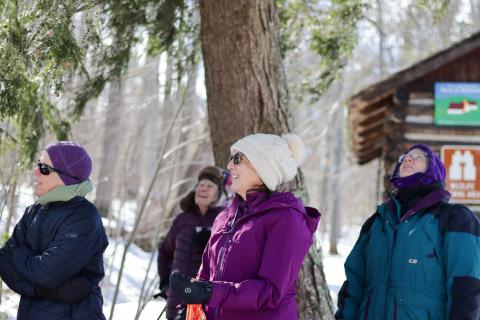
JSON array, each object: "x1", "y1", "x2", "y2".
[{"x1": 156, "y1": 305, "x2": 166, "y2": 320}]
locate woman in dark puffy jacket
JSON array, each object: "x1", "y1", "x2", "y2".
[
  {"x1": 0, "y1": 141, "x2": 108, "y2": 320},
  {"x1": 157, "y1": 166, "x2": 225, "y2": 320},
  {"x1": 335, "y1": 144, "x2": 480, "y2": 319}
]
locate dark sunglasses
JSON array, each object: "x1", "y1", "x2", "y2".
[
  {"x1": 37, "y1": 161, "x2": 80, "y2": 181},
  {"x1": 229, "y1": 152, "x2": 245, "y2": 165}
]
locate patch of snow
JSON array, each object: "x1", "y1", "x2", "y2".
[{"x1": 321, "y1": 225, "x2": 361, "y2": 308}]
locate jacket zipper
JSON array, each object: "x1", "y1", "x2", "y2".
[
  {"x1": 212, "y1": 206, "x2": 266, "y2": 319},
  {"x1": 215, "y1": 208, "x2": 238, "y2": 279},
  {"x1": 215, "y1": 207, "x2": 265, "y2": 279},
  {"x1": 212, "y1": 208, "x2": 239, "y2": 319},
  {"x1": 388, "y1": 216, "x2": 399, "y2": 320}
]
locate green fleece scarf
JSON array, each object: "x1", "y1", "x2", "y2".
[{"x1": 36, "y1": 180, "x2": 94, "y2": 205}]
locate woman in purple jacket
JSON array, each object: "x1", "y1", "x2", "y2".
[{"x1": 170, "y1": 133, "x2": 321, "y2": 320}]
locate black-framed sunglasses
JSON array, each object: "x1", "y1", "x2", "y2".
[
  {"x1": 37, "y1": 161, "x2": 80, "y2": 181},
  {"x1": 229, "y1": 152, "x2": 245, "y2": 165}
]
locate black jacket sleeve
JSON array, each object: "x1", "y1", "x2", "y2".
[
  {"x1": 12, "y1": 207, "x2": 106, "y2": 290},
  {"x1": 35, "y1": 276, "x2": 91, "y2": 304}
]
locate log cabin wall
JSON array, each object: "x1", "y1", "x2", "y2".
[
  {"x1": 382, "y1": 88, "x2": 408, "y2": 197},
  {"x1": 348, "y1": 32, "x2": 480, "y2": 207}
]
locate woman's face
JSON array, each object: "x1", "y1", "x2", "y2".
[
  {"x1": 33, "y1": 151, "x2": 65, "y2": 196},
  {"x1": 194, "y1": 179, "x2": 219, "y2": 208},
  {"x1": 398, "y1": 148, "x2": 429, "y2": 177},
  {"x1": 227, "y1": 152, "x2": 263, "y2": 200}
]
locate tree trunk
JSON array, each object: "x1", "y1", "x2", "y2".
[
  {"x1": 329, "y1": 106, "x2": 344, "y2": 255},
  {"x1": 472, "y1": 0, "x2": 480, "y2": 28},
  {"x1": 376, "y1": 0, "x2": 385, "y2": 76},
  {"x1": 199, "y1": 1, "x2": 333, "y2": 318},
  {"x1": 199, "y1": 0, "x2": 290, "y2": 166},
  {"x1": 95, "y1": 80, "x2": 123, "y2": 217}
]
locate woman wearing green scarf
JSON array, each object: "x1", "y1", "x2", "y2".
[{"x1": 0, "y1": 141, "x2": 108, "y2": 320}]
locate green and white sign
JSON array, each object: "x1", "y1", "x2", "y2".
[{"x1": 434, "y1": 82, "x2": 480, "y2": 126}]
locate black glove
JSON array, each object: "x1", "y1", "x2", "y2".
[
  {"x1": 174, "y1": 304, "x2": 187, "y2": 320},
  {"x1": 194, "y1": 227, "x2": 212, "y2": 249},
  {"x1": 169, "y1": 270, "x2": 212, "y2": 304},
  {"x1": 153, "y1": 278, "x2": 168, "y2": 299}
]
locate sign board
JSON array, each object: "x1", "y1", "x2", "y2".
[
  {"x1": 434, "y1": 82, "x2": 480, "y2": 126},
  {"x1": 441, "y1": 145, "x2": 480, "y2": 203}
]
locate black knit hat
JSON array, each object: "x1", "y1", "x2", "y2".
[{"x1": 197, "y1": 166, "x2": 223, "y2": 185}]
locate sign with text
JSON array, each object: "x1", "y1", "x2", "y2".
[
  {"x1": 441, "y1": 145, "x2": 480, "y2": 203},
  {"x1": 434, "y1": 82, "x2": 480, "y2": 126}
]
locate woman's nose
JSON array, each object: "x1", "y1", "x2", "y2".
[{"x1": 404, "y1": 155, "x2": 414, "y2": 163}]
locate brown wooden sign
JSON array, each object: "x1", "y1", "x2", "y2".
[{"x1": 442, "y1": 145, "x2": 480, "y2": 203}]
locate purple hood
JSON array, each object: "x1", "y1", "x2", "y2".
[
  {"x1": 227, "y1": 191, "x2": 320, "y2": 234},
  {"x1": 391, "y1": 144, "x2": 446, "y2": 189}
]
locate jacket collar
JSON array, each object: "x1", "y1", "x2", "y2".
[
  {"x1": 221, "y1": 192, "x2": 320, "y2": 234},
  {"x1": 380, "y1": 189, "x2": 451, "y2": 222}
]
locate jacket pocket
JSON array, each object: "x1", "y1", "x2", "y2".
[{"x1": 395, "y1": 292, "x2": 445, "y2": 320}]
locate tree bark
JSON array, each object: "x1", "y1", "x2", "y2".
[
  {"x1": 95, "y1": 80, "x2": 123, "y2": 217},
  {"x1": 329, "y1": 106, "x2": 344, "y2": 255},
  {"x1": 199, "y1": 0, "x2": 333, "y2": 318},
  {"x1": 199, "y1": 0, "x2": 290, "y2": 166}
]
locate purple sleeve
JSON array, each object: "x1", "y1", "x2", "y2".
[
  {"x1": 208, "y1": 211, "x2": 312, "y2": 311},
  {"x1": 157, "y1": 217, "x2": 179, "y2": 281}
]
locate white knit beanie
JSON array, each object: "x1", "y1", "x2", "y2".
[{"x1": 230, "y1": 133, "x2": 306, "y2": 191}]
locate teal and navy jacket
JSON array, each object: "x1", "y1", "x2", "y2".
[{"x1": 335, "y1": 189, "x2": 480, "y2": 319}]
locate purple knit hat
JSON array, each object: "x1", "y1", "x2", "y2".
[
  {"x1": 391, "y1": 144, "x2": 446, "y2": 189},
  {"x1": 44, "y1": 141, "x2": 92, "y2": 185}
]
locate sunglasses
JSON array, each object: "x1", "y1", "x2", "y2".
[
  {"x1": 37, "y1": 161, "x2": 80, "y2": 181},
  {"x1": 229, "y1": 152, "x2": 245, "y2": 165}
]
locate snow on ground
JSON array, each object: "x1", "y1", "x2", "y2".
[
  {"x1": 101, "y1": 239, "x2": 166, "y2": 320},
  {"x1": 320, "y1": 225, "x2": 361, "y2": 308}
]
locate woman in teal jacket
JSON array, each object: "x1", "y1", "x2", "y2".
[{"x1": 336, "y1": 144, "x2": 480, "y2": 320}]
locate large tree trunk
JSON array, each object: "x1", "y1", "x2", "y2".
[
  {"x1": 199, "y1": 0, "x2": 290, "y2": 167},
  {"x1": 199, "y1": 1, "x2": 334, "y2": 318}
]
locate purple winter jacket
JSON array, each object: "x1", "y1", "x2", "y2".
[{"x1": 197, "y1": 191, "x2": 320, "y2": 320}]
